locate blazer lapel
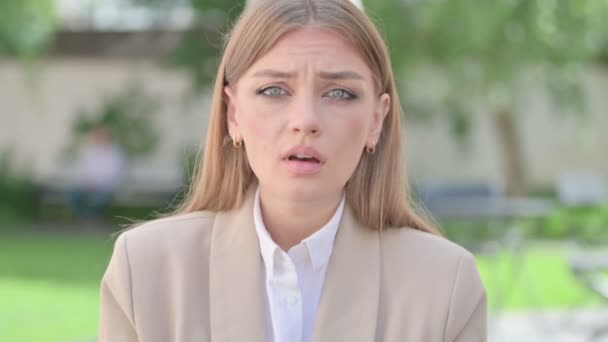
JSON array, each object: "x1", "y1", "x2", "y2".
[
  {"x1": 209, "y1": 185, "x2": 268, "y2": 342},
  {"x1": 312, "y1": 205, "x2": 381, "y2": 342}
]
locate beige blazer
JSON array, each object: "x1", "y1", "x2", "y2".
[{"x1": 99, "y1": 187, "x2": 487, "y2": 342}]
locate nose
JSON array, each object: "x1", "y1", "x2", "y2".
[{"x1": 288, "y1": 95, "x2": 321, "y2": 136}]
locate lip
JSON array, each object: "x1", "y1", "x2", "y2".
[
  {"x1": 281, "y1": 145, "x2": 326, "y2": 176},
  {"x1": 281, "y1": 145, "x2": 326, "y2": 164}
]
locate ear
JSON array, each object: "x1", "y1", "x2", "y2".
[
  {"x1": 367, "y1": 93, "x2": 390, "y2": 146},
  {"x1": 224, "y1": 85, "x2": 240, "y2": 139}
]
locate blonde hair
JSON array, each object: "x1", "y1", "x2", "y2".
[{"x1": 177, "y1": 0, "x2": 440, "y2": 235}]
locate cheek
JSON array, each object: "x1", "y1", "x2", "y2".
[
  {"x1": 243, "y1": 113, "x2": 267, "y2": 141},
  {"x1": 244, "y1": 104, "x2": 285, "y2": 145},
  {"x1": 335, "y1": 106, "x2": 370, "y2": 149},
  {"x1": 330, "y1": 109, "x2": 372, "y2": 175},
  {"x1": 238, "y1": 97, "x2": 282, "y2": 143},
  {"x1": 239, "y1": 106, "x2": 282, "y2": 175}
]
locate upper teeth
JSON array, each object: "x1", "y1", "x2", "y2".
[{"x1": 295, "y1": 154, "x2": 311, "y2": 158}]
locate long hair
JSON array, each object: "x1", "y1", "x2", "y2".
[{"x1": 176, "y1": 0, "x2": 439, "y2": 234}]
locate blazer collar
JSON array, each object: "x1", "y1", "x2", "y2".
[
  {"x1": 209, "y1": 183, "x2": 380, "y2": 342},
  {"x1": 311, "y1": 198, "x2": 381, "y2": 342},
  {"x1": 209, "y1": 184, "x2": 268, "y2": 342}
]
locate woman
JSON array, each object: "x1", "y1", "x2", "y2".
[{"x1": 99, "y1": 0, "x2": 487, "y2": 341}]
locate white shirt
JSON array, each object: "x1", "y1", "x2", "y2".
[
  {"x1": 77, "y1": 142, "x2": 126, "y2": 191},
  {"x1": 253, "y1": 187, "x2": 345, "y2": 342}
]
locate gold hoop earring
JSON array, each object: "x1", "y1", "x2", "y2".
[
  {"x1": 366, "y1": 144, "x2": 376, "y2": 155},
  {"x1": 233, "y1": 137, "x2": 243, "y2": 149}
]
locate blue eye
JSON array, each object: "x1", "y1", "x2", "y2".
[
  {"x1": 326, "y1": 88, "x2": 356, "y2": 100},
  {"x1": 257, "y1": 86, "x2": 288, "y2": 97}
]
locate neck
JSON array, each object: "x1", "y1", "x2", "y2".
[{"x1": 259, "y1": 188, "x2": 343, "y2": 252}]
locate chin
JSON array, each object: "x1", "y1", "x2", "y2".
[
  {"x1": 286, "y1": 180, "x2": 344, "y2": 202},
  {"x1": 263, "y1": 178, "x2": 330, "y2": 201}
]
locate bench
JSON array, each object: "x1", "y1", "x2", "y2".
[{"x1": 36, "y1": 163, "x2": 185, "y2": 221}]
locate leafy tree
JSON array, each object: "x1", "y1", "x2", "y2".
[
  {"x1": 364, "y1": 0, "x2": 608, "y2": 195},
  {"x1": 67, "y1": 86, "x2": 161, "y2": 159},
  {"x1": 0, "y1": 0, "x2": 57, "y2": 59},
  {"x1": 132, "y1": 0, "x2": 245, "y2": 88}
]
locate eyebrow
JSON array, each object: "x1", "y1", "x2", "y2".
[
  {"x1": 252, "y1": 69, "x2": 295, "y2": 78},
  {"x1": 252, "y1": 69, "x2": 365, "y2": 81}
]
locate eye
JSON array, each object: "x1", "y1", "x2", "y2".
[
  {"x1": 257, "y1": 86, "x2": 289, "y2": 97},
  {"x1": 325, "y1": 88, "x2": 357, "y2": 100}
]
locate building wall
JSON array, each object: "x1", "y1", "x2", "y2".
[
  {"x1": 1, "y1": 58, "x2": 606, "y2": 189},
  {"x1": 404, "y1": 68, "x2": 608, "y2": 189},
  {"x1": 0, "y1": 57, "x2": 209, "y2": 188}
]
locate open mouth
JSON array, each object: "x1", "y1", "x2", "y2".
[
  {"x1": 288, "y1": 154, "x2": 321, "y2": 163},
  {"x1": 283, "y1": 149, "x2": 324, "y2": 175}
]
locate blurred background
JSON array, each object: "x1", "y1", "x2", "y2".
[{"x1": 1, "y1": 0, "x2": 608, "y2": 341}]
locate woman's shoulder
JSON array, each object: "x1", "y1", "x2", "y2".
[
  {"x1": 380, "y1": 227, "x2": 487, "y2": 338},
  {"x1": 381, "y1": 226, "x2": 471, "y2": 259},
  {"x1": 378, "y1": 227, "x2": 486, "y2": 340},
  {"x1": 115, "y1": 210, "x2": 217, "y2": 258},
  {"x1": 379, "y1": 226, "x2": 482, "y2": 285}
]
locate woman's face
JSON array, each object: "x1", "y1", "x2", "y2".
[{"x1": 225, "y1": 26, "x2": 390, "y2": 202}]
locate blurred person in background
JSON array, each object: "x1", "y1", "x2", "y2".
[
  {"x1": 70, "y1": 125, "x2": 126, "y2": 225},
  {"x1": 99, "y1": 0, "x2": 486, "y2": 341}
]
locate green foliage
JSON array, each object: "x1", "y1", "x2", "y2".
[
  {"x1": 0, "y1": 151, "x2": 37, "y2": 224},
  {"x1": 533, "y1": 202, "x2": 608, "y2": 243},
  {"x1": 442, "y1": 221, "x2": 512, "y2": 250},
  {"x1": 443, "y1": 200, "x2": 608, "y2": 243},
  {"x1": 132, "y1": 0, "x2": 246, "y2": 88},
  {"x1": 363, "y1": 0, "x2": 608, "y2": 195},
  {"x1": 169, "y1": 0, "x2": 244, "y2": 87},
  {"x1": 367, "y1": 0, "x2": 608, "y2": 73},
  {"x1": 68, "y1": 86, "x2": 161, "y2": 158},
  {"x1": 364, "y1": 0, "x2": 608, "y2": 131},
  {"x1": 0, "y1": 0, "x2": 57, "y2": 58}
]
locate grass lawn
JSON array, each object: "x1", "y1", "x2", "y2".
[
  {"x1": 477, "y1": 247, "x2": 600, "y2": 309},
  {"x1": 0, "y1": 229, "x2": 114, "y2": 342},
  {"x1": 0, "y1": 228, "x2": 603, "y2": 342}
]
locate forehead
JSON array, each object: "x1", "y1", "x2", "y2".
[{"x1": 244, "y1": 26, "x2": 371, "y2": 78}]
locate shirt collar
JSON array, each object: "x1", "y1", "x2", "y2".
[{"x1": 253, "y1": 186, "x2": 345, "y2": 273}]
